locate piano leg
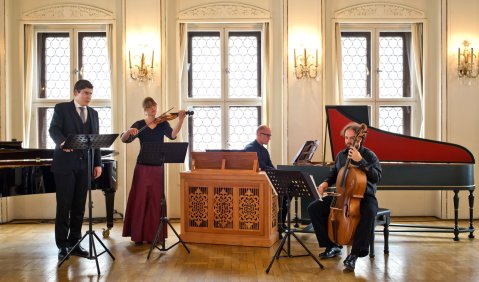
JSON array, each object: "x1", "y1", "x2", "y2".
[
  {"x1": 102, "y1": 190, "x2": 115, "y2": 238},
  {"x1": 469, "y1": 190, "x2": 475, "y2": 239},
  {"x1": 453, "y1": 190, "x2": 459, "y2": 241}
]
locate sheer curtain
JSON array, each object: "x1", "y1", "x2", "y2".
[
  {"x1": 106, "y1": 24, "x2": 114, "y2": 97},
  {"x1": 178, "y1": 23, "x2": 188, "y2": 99},
  {"x1": 262, "y1": 22, "x2": 270, "y2": 123},
  {"x1": 411, "y1": 23, "x2": 424, "y2": 137},
  {"x1": 333, "y1": 23, "x2": 343, "y2": 105},
  {"x1": 23, "y1": 24, "x2": 34, "y2": 147}
]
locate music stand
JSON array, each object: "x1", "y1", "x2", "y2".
[
  {"x1": 140, "y1": 142, "x2": 191, "y2": 259},
  {"x1": 264, "y1": 170, "x2": 324, "y2": 273},
  {"x1": 57, "y1": 134, "x2": 118, "y2": 275}
]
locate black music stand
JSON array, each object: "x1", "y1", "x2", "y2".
[
  {"x1": 140, "y1": 142, "x2": 191, "y2": 259},
  {"x1": 57, "y1": 134, "x2": 118, "y2": 275},
  {"x1": 265, "y1": 170, "x2": 324, "y2": 273}
]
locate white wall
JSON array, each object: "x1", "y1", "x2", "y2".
[
  {"x1": 123, "y1": 0, "x2": 163, "y2": 217},
  {"x1": 287, "y1": 0, "x2": 323, "y2": 164},
  {"x1": 445, "y1": 0, "x2": 479, "y2": 219},
  {"x1": 0, "y1": 0, "x2": 5, "y2": 141}
]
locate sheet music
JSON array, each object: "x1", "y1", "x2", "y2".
[{"x1": 309, "y1": 174, "x2": 322, "y2": 201}]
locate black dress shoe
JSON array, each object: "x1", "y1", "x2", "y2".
[
  {"x1": 343, "y1": 254, "x2": 358, "y2": 271},
  {"x1": 58, "y1": 247, "x2": 69, "y2": 261},
  {"x1": 319, "y1": 246, "x2": 342, "y2": 259},
  {"x1": 69, "y1": 245, "x2": 89, "y2": 257}
]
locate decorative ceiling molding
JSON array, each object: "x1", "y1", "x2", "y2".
[
  {"x1": 22, "y1": 4, "x2": 113, "y2": 20},
  {"x1": 178, "y1": 2, "x2": 270, "y2": 20},
  {"x1": 335, "y1": 3, "x2": 424, "y2": 19}
]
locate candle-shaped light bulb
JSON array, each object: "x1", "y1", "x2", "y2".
[
  {"x1": 304, "y1": 48, "x2": 307, "y2": 65},
  {"x1": 294, "y1": 49, "x2": 297, "y2": 67},
  {"x1": 141, "y1": 53, "x2": 145, "y2": 68},
  {"x1": 151, "y1": 50, "x2": 154, "y2": 68},
  {"x1": 315, "y1": 48, "x2": 318, "y2": 67},
  {"x1": 129, "y1": 51, "x2": 132, "y2": 68},
  {"x1": 457, "y1": 47, "x2": 461, "y2": 66}
]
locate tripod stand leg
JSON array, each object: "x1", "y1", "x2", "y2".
[
  {"x1": 290, "y1": 232, "x2": 324, "y2": 269},
  {"x1": 92, "y1": 232, "x2": 116, "y2": 259},
  {"x1": 147, "y1": 217, "x2": 165, "y2": 259},
  {"x1": 166, "y1": 219, "x2": 190, "y2": 253},
  {"x1": 89, "y1": 234, "x2": 101, "y2": 275},
  {"x1": 265, "y1": 231, "x2": 289, "y2": 273}
]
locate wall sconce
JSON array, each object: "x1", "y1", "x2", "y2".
[
  {"x1": 293, "y1": 48, "x2": 319, "y2": 79},
  {"x1": 129, "y1": 50, "x2": 154, "y2": 82},
  {"x1": 458, "y1": 40, "x2": 478, "y2": 79}
]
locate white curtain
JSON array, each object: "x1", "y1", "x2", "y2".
[
  {"x1": 262, "y1": 22, "x2": 270, "y2": 124},
  {"x1": 106, "y1": 24, "x2": 114, "y2": 100},
  {"x1": 333, "y1": 23, "x2": 343, "y2": 105},
  {"x1": 411, "y1": 23, "x2": 424, "y2": 137},
  {"x1": 23, "y1": 25, "x2": 34, "y2": 147},
  {"x1": 179, "y1": 23, "x2": 188, "y2": 99}
]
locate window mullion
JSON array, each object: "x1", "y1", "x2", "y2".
[
  {"x1": 373, "y1": 28, "x2": 380, "y2": 104},
  {"x1": 221, "y1": 28, "x2": 228, "y2": 149}
]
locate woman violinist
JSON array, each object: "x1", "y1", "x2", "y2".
[
  {"x1": 307, "y1": 122, "x2": 382, "y2": 271},
  {"x1": 121, "y1": 97, "x2": 186, "y2": 244}
]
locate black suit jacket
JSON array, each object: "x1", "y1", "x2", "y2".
[{"x1": 49, "y1": 101, "x2": 101, "y2": 173}]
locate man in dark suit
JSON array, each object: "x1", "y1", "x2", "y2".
[{"x1": 49, "y1": 79, "x2": 102, "y2": 261}]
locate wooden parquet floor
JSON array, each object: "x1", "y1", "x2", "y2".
[{"x1": 0, "y1": 218, "x2": 478, "y2": 281}]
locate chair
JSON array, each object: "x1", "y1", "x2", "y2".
[{"x1": 369, "y1": 207, "x2": 390, "y2": 258}]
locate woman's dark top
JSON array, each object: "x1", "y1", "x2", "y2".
[{"x1": 123, "y1": 119, "x2": 175, "y2": 162}]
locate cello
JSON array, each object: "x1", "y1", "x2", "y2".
[{"x1": 328, "y1": 123, "x2": 368, "y2": 246}]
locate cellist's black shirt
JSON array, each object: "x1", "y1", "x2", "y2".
[{"x1": 323, "y1": 146, "x2": 382, "y2": 196}]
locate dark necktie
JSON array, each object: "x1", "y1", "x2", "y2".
[{"x1": 79, "y1": 107, "x2": 86, "y2": 124}]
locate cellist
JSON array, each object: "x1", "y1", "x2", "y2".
[{"x1": 307, "y1": 122, "x2": 382, "y2": 271}]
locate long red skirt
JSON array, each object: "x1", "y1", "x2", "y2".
[{"x1": 122, "y1": 164, "x2": 167, "y2": 242}]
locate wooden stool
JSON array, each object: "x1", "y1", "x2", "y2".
[{"x1": 369, "y1": 207, "x2": 390, "y2": 258}]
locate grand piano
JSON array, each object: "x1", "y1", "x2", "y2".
[
  {"x1": 279, "y1": 105, "x2": 475, "y2": 241},
  {"x1": 0, "y1": 141, "x2": 117, "y2": 236}
]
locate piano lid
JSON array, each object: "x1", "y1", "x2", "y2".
[{"x1": 326, "y1": 106, "x2": 475, "y2": 164}]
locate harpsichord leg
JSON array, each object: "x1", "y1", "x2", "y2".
[
  {"x1": 453, "y1": 190, "x2": 459, "y2": 241},
  {"x1": 469, "y1": 189, "x2": 475, "y2": 239}
]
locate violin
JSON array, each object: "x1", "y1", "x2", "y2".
[
  {"x1": 122, "y1": 109, "x2": 194, "y2": 142},
  {"x1": 328, "y1": 123, "x2": 368, "y2": 246},
  {"x1": 151, "y1": 110, "x2": 194, "y2": 125}
]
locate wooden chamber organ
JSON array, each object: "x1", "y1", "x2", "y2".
[{"x1": 180, "y1": 152, "x2": 278, "y2": 247}]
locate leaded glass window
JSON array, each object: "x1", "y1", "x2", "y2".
[
  {"x1": 186, "y1": 28, "x2": 263, "y2": 152},
  {"x1": 341, "y1": 27, "x2": 415, "y2": 136},
  {"x1": 34, "y1": 28, "x2": 112, "y2": 149}
]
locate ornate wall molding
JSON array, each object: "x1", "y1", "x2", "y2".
[
  {"x1": 335, "y1": 3, "x2": 424, "y2": 19},
  {"x1": 22, "y1": 4, "x2": 113, "y2": 21},
  {"x1": 178, "y1": 2, "x2": 270, "y2": 21}
]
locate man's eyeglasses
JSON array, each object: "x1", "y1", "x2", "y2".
[{"x1": 260, "y1": 133, "x2": 272, "y2": 138}]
